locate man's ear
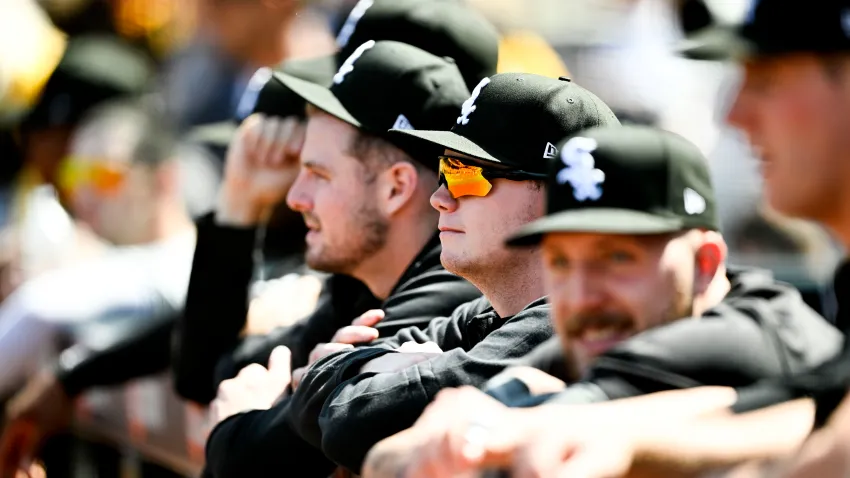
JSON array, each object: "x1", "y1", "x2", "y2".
[
  {"x1": 694, "y1": 231, "x2": 727, "y2": 294},
  {"x1": 378, "y1": 162, "x2": 419, "y2": 217}
]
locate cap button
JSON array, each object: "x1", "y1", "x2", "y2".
[
  {"x1": 442, "y1": 56, "x2": 456, "y2": 64},
  {"x1": 559, "y1": 76, "x2": 572, "y2": 82}
]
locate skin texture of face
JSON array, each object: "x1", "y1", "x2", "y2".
[
  {"x1": 286, "y1": 113, "x2": 389, "y2": 274},
  {"x1": 66, "y1": 122, "x2": 160, "y2": 246},
  {"x1": 726, "y1": 54, "x2": 850, "y2": 228},
  {"x1": 540, "y1": 230, "x2": 723, "y2": 370},
  {"x1": 430, "y1": 150, "x2": 545, "y2": 281}
]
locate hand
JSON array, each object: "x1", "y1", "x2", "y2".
[
  {"x1": 0, "y1": 372, "x2": 72, "y2": 478},
  {"x1": 293, "y1": 309, "x2": 386, "y2": 390},
  {"x1": 216, "y1": 114, "x2": 305, "y2": 226},
  {"x1": 210, "y1": 346, "x2": 291, "y2": 426},
  {"x1": 489, "y1": 366, "x2": 567, "y2": 396},
  {"x1": 244, "y1": 274, "x2": 323, "y2": 335},
  {"x1": 360, "y1": 342, "x2": 443, "y2": 374},
  {"x1": 399, "y1": 387, "x2": 516, "y2": 478}
]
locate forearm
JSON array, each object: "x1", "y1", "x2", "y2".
[
  {"x1": 173, "y1": 214, "x2": 256, "y2": 403},
  {"x1": 626, "y1": 397, "x2": 814, "y2": 477}
]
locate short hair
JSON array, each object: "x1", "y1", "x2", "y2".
[{"x1": 76, "y1": 96, "x2": 176, "y2": 167}]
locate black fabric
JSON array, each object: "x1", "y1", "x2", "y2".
[
  {"x1": 568, "y1": 267, "x2": 842, "y2": 403},
  {"x1": 287, "y1": 297, "x2": 553, "y2": 473},
  {"x1": 56, "y1": 307, "x2": 176, "y2": 397},
  {"x1": 481, "y1": 268, "x2": 842, "y2": 414},
  {"x1": 732, "y1": 261, "x2": 850, "y2": 426},
  {"x1": 202, "y1": 238, "x2": 483, "y2": 477},
  {"x1": 171, "y1": 213, "x2": 371, "y2": 404}
]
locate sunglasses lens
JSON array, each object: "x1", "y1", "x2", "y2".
[
  {"x1": 438, "y1": 157, "x2": 493, "y2": 198},
  {"x1": 58, "y1": 158, "x2": 126, "y2": 195}
]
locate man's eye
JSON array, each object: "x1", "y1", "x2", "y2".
[{"x1": 608, "y1": 251, "x2": 635, "y2": 263}]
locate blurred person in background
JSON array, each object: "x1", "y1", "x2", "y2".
[
  {"x1": 361, "y1": 125, "x2": 841, "y2": 478},
  {"x1": 0, "y1": 99, "x2": 197, "y2": 478},
  {"x1": 1, "y1": 34, "x2": 154, "y2": 300},
  {"x1": 173, "y1": 0, "x2": 500, "y2": 406}
]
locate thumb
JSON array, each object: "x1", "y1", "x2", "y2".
[
  {"x1": 267, "y1": 346, "x2": 292, "y2": 388},
  {"x1": 352, "y1": 309, "x2": 385, "y2": 327}
]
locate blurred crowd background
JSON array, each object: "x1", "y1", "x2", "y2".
[{"x1": 0, "y1": 0, "x2": 843, "y2": 476}]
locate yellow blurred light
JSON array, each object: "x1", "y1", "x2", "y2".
[{"x1": 497, "y1": 30, "x2": 571, "y2": 78}]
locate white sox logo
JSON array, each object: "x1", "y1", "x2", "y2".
[
  {"x1": 457, "y1": 77, "x2": 490, "y2": 126},
  {"x1": 333, "y1": 40, "x2": 376, "y2": 85}
]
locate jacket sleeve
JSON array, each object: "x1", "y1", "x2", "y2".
[
  {"x1": 289, "y1": 308, "x2": 552, "y2": 473},
  {"x1": 57, "y1": 309, "x2": 177, "y2": 397},
  {"x1": 214, "y1": 274, "x2": 379, "y2": 381},
  {"x1": 374, "y1": 269, "x2": 482, "y2": 336},
  {"x1": 172, "y1": 214, "x2": 257, "y2": 404},
  {"x1": 204, "y1": 398, "x2": 337, "y2": 478}
]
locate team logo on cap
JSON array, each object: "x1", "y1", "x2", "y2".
[
  {"x1": 235, "y1": 67, "x2": 273, "y2": 120},
  {"x1": 684, "y1": 188, "x2": 706, "y2": 215},
  {"x1": 557, "y1": 137, "x2": 605, "y2": 202},
  {"x1": 334, "y1": 40, "x2": 376, "y2": 85},
  {"x1": 336, "y1": 0, "x2": 375, "y2": 48},
  {"x1": 457, "y1": 78, "x2": 490, "y2": 126}
]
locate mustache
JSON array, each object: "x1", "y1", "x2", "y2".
[{"x1": 565, "y1": 312, "x2": 635, "y2": 336}]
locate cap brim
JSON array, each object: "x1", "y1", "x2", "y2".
[
  {"x1": 281, "y1": 55, "x2": 336, "y2": 85},
  {"x1": 388, "y1": 129, "x2": 501, "y2": 165},
  {"x1": 506, "y1": 209, "x2": 686, "y2": 247},
  {"x1": 677, "y1": 25, "x2": 756, "y2": 61},
  {"x1": 273, "y1": 72, "x2": 361, "y2": 128}
]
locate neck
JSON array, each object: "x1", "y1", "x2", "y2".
[
  {"x1": 468, "y1": 251, "x2": 546, "y2": 318},
  {"x1": 354, "y1": 217, "x2": 436, "y2": 300}
]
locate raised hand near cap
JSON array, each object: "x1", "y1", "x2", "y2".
[{"x1": 217, "y1": 114, "x2": 305, "y2": 226}]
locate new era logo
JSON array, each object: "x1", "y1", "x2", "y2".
[
  {"x1": 684, "y1": 188, "x2": 706, "y2": 215},
  {"x1": 543, "y1": 142, "x2": 558, "y2": 159},
  {"x1": 392, "y1": 114, "x2": 414, "y2": 131}
]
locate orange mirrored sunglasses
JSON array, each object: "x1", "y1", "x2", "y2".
[
  {"x1": 58, "y1": 157, "x2": 128, "y2": 196},
  {"x1": 438, "y1": 156, "x2": 547, "y2": 199}
]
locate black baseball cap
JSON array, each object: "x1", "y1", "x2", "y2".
[
  {"x1": 680, "y1": 0, "x2": 850, "y2": 60},
  {"x1": 236, "y1": 0, "x2": 498, "y2": 122},
  {"x1": 22, "y1": 34, "x2": 153, "y2": 130},
  {"x1": 390, "y1": 73, "x2": 620, "y2": 175},
  {"x1": 274, "y1": 41, "x2": 470, "y2": 166},
  {"x1": 334, "y1": 0, "x2": 498, "y2": 90},
  {"x1": 235, "y1": 56, "x2": 337, "y2": 122},
  {"x1": 506, "y1": 125, "x2": 719, "y2": 246}
]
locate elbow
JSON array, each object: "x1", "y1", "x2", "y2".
[{"x1": 319, "y1": 407, "x2": 369, "y2": 474}]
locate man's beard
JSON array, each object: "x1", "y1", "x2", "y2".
[{"x1": 304, "y1": 203, "x2": 389, "y2": 275}]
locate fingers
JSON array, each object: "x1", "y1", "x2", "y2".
[
  {"x1": 331, "y1": 325, "x2": 380, "y2": 345},
  {"x1": 292, "y1": 367, "x2": 306, "y2": 391},
  {"x1": 239, "y1": 114, "x2": 265, "y2": 163},
  {"x1": 308, "y1": 343, "x2": 354, "y2": 365},
  {"x1": 352, "y1": 309, "x2": 385, "y2": 327},
  {"x1": 267, "y1": 346, "x2": 292, "y2": 390}
]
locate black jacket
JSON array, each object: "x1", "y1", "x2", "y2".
[
  {"x1": 290, "y1": 296, "x2": 552, "y2": 473},
  {"x1": 172, "y1": 214, "x2": 377, "y2": 404},
  {"x1": 486, "y1": 267, "x2": 843, "y2": 410},
  {"x1": 203, "y1": 235, "x2": 483, "y2": 477},
  {"x1": 732, "y1": 262, "x2": 850, "y2": 427}
]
